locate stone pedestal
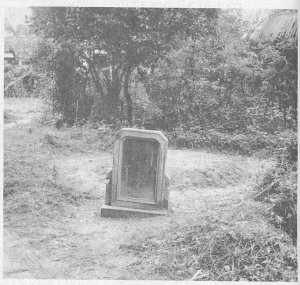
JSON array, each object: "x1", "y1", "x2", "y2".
[{"x1": 101, "y1": 205, "x2": 168, "y2": 219}]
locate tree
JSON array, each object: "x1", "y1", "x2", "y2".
[
  {"x1": 248, "y1": 10, "x2": 298, "y2": 130},
  {"x1": 137, "y1": 9, "x2": 297, "y2": 133},
  {"x1": 31, "y1": 7, "x2": 218, "y2": 125}
]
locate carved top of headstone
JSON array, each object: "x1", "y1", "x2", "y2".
[{"x1": 116, "y1": 128, "x2": 168, "y2": 144}]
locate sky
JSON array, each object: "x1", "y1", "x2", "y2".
[
  {"x1": 5, "y1": 7, "x2": 32, "y2": 27},
  {"x1": 3, "y1": 7, "x2": 277, "y2": 30}
]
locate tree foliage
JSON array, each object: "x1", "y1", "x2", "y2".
[
  {"x1": 31, "y1": 8, "x2": 297, "y2": 137},
  {"x1": 31, "y1": 7, "x2": 218, "y2": 125},
  {"x1": 136, "y1": 10, "x2": 297, "y2": 135}
]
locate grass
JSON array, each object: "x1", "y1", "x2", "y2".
[
  {"x1": 3, "y1": 120, "x2": 113, "y2": 226},
  {"x1": 120, "y1": 138, "x2": 298, "y2": 281},
  {"x1": 5, "y1": 125, "x2": 297, "y2": 281},
  {"x1": 4, "y1": 127, "x2": 81, "y2": 225},
  {"x1": 121, "y1": 216, "x2": 297, "y2": 281},
  {"x1": 3, "y1": 102, "x2": 297, "y2": 280},
  {"x1": 4, "y1": 97, "x2": 43, "y2": 113}
]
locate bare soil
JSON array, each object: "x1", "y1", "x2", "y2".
[
  {"x1": 3, "y1": 98, "x2": 274, "y2": 279},
  {"x1": 4, "y1": 98, "x2": 42, "y2": 129}
]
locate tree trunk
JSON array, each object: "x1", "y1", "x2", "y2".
[{"x1": 123, "y1": 65, "x2": 133, "y2": 126}]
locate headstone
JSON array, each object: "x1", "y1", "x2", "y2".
[{"x1": 101, "y1": 128, "x2": 170, "y2": 218}]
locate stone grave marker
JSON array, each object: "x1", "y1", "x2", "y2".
[{"x1": 101, "y1": 128, "x2": 170, "y2": 218}]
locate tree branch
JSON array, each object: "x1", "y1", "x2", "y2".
[{"x1": 4, "y1": 71, "x2": 32, "y2": 92}]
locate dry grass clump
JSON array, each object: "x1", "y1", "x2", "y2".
[
  {"x1": 57, "y1": 124, "x2": 115, "y2": 151},
  {"x1": 4, "y1": 127, "x2": 94, "y2": 226},
  {"x1": 122, "y1": 221, "x2": 297, "y2": 281},
  {"x1": 38, "y1": 123, "x2": 115, "y2": 152}
]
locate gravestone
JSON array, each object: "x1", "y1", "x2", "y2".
[{"x1": 101, "y1": 128, "x2": 170, "y2": 218}]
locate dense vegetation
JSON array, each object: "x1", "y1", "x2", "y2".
[
  {"x1": 29, "y1": 9, "x2": 297, "y2": 132},
  {"x1": 255, "y1": 132, "x2": 297, "y2": 242},
  {"x1": 27, "y1": 9, "x2": 297, "y2": 156}
]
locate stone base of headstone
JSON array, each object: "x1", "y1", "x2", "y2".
[{"x1": 101, "y1": 205, "x2": 168, "y2": 218}]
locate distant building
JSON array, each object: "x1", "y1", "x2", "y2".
[
  {"x1": 5, "y1": 7, "x2": 36, "y2": 66},
  {"x1": 4, "y1": 36, "x2": 38, "y2": 65},
  {"x1": 4, "y1": 50, "x2": 15, "y2": 64},
  {"x1": 249, "y1": 10, "x2": 298, "y2": 41}
]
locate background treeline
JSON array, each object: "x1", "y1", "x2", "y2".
[{"x1": 28, "y1": 8, "x2": 297, "y2": 155}]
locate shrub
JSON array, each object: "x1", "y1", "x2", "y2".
[
  {"x1": 166, "y1": 129, "x2": 288, "y2": 155},
  {"x1": 4, "y1": 65, "x2": 31, "y2": 98},
  {"x1": 255, "y1": 132, "x2": 297, "y2": 241}
]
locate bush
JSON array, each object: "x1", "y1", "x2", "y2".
[
  {"x1": 4, "y1": 65, "x2": 31, "y2": 98},
  {"x1": 255, "y1": 133, "x2": 297, "y2": 242},
  {"x1": 166, "y1": 129, "x2": 289, "y2": 155}
]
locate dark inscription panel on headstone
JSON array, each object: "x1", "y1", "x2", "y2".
[{"x1": 120, "y1": 138, "x2": 159, "y2": 201}]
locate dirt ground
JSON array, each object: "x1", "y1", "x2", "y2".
[
  {"x1": 3, "y1": 98, "x2": 274, "y2": 279},
  {"x1": 4, "y1": 98, "x2": 42, "y2": 129}
]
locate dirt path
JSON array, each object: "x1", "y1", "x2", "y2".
[{"x1": 4, "y1": 98, "x2": 42, "y2": 129}]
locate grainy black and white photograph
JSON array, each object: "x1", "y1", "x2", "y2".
[{"x1": 2, "y1": 1, "x2": 298, "y2": 282}]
